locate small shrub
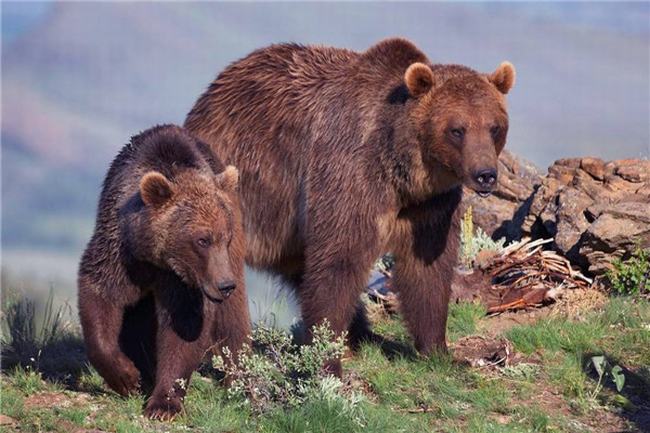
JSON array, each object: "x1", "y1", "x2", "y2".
[
  {"x1": 1, "y1": 289, "x2": 66, "y2": 361},
  {"x1": 606, "y1": 247, "x2": 650, "y2": 296},
  {"x1": 1, "y1": 289, "x2": 85, "y2": 382},
  {"x1": 588, "y1": 355, "x2": 625, "y2": 399},
  {"x1": 214, "y1": 321, "x2": 365, "y2": 418},
  {"x1": 460, "y1": 206, "x2": 506, "y2": 269},
  {"x1": 501, "y1": 363, "x2": 541, "y2": 382}
]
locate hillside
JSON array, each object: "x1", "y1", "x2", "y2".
[{"x1": 2, "y1": 2, "x2": 649, "y2": 255}]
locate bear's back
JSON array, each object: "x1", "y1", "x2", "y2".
[
  {"x1": 101, "y1": 125, "x2": 222, "y2": 208},
  {"x1": 187, "y1": 43, "x2": 359, "y2": 133},
  {"x1": 187, "y1": 38, "x2": 427, "y2": 120}
]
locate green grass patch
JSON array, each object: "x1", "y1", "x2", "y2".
[
  {"x1": 506, "y1": 296, "x2": 650, "y2": 422},
  {"x1": 8, "y1": 366, "x2": 59, "y2": 394},
  {"x1": 182, "y1": 375, "x2": 250, "y2": 432},
  {"x1": 506, "y1": 316, "x2": 604, "y2": 355},
  {"x1": 447, "y1": 301, "x2": 486, "y2": 341}
]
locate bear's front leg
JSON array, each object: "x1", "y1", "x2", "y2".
[
  {"x1": 78, "y1": 285, "x2": 141, "y2": 396},
  {"x1": 145, "y1": 290, "x2": 212, "y2": 421},
  {"x1": 390, "y1": 187, "x2": 462, "y2": 355}
]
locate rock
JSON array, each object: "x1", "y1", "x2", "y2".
[
  {"x1": 616, "y1": 159, "x2": 650, "y2": 183},
  {"x1": 463, "y1": 150, "x2": 542, "y2": 241},
  {"x1": 464, "y1": 152, "x2": 649, "y2": 277},
  {"x1": 579, "y1": 202, "x2": 650, "y2": 274},
  {"x1": 522, "y1": 158, "x2": 650, "y2": 275},
  {"x1": 434, "y1": 150, "x2": 649, "y2": 280},
  {"x1": 580, "y1": 157, "x2": 606, "y2": 180},
  {"x1": 553, "y1": 187, "x2": 593, "y2": 257},
  {"x1": 0, "y1": 415, "x2": 16, "y2": 426}
]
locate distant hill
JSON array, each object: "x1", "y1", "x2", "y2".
[{"x1": 2, "y1": 2, "x2": 649, "y2": 254}]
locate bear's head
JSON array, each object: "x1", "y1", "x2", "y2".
[
  {"x1": 402, "y1": 61, "x2": 515, "y2": 197},
  {"x1": 139, "y1": 165, "x2": 240, "y2": 302}
]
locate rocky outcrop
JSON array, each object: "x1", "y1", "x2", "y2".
[
  {"x1": 521, "y1": 157, "x2": 650, "y2": 275},
  {"x1": 466, "y1": 153, "x2": 650, "y2": 276}
]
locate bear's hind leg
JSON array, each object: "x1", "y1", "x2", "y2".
[
  {"x1": 347, "y1": 302, "x2": 381, "y2": 350},
  {"x1": 299, "y1": 250, "x2": 378, "y2": 376}
]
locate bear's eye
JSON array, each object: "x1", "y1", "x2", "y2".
[
  {"x1": 196, "y1": 237, "x2": 212, "y2": 249},
  {"x1": 490, "y1": 125, "x2": 501, "y2": 138},
  {"x1": 449, "y1": 128, "x2": 465, "y2": 139}
]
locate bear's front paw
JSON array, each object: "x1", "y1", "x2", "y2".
[
  {"x1": 107, "y1": 359, "x2": 141, "y2": 396},
  {"x1": 144, "y1": 396, "x2": 183, "y2": 421}
]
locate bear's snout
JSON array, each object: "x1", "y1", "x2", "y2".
[
  {"x1": 201, "y1": 279, "x2": 237, "y2": 302},
  {"x1": 471, "y1": 168, "x2": 498, "y2": 197},
  {"x1": 217, "y1": 280, "x2": 237, "y2": 298}
]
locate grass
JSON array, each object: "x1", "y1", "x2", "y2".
[
  {"x1": 1, "y1": 289, "x2": 86, "y2": 385},
  {"x1": 447, "y1": 301, "x2": 486, "y2": 341},
  {"x1": 1, "y1": 295, "x2": 649, "y2": 432}
]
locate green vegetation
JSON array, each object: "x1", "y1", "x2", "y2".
[
  {"x1": 374, "y1": 254, "x2": 395, "y2": 274},
  {"x1": 505, "y1": 299, "x2": 649, "y2": 416},
  {"x1": 214, "y1": 321, "x2": 362, "y2": 416},
  {"x1": 1, "y1": 289, "x2": 85, "y2": 384},
  {"x1": 606, "y1": 247, "x2": 650, "y2": 296},
  {"x1": 446, "y1": 300, "x2": 486, "y2": 341},
  {"x1": 460, "y1": 206, "x2": 507, "y2": 269},
  {"x1": 1, "y1": 293, "x2": 648, "y2": 432}
]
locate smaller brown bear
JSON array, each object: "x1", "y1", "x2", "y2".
[{"x1": 78, "y1": 125, "x2": 250, "y2": 420}]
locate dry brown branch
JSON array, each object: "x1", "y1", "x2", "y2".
[
  {"x1": 370, "y1": 238, "x2": 594, "y2": 316},
  {"x1": 482, "y1": 238, "x2": 593, "y2": 313}
]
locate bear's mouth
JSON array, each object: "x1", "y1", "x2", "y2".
[
  {"x1": 201, "y1": 287, "x2": 224, "y2": 303},
  {"x1": 476, "y1": 190, "x2": 492, "y2": 198}
]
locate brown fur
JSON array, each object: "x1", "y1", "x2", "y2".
[
  {"x1": 404, "y1": 62, "x2": 436, "y2": 97},
  {"x1": 77, "y1": 125, "x2": 250, "y2": 420},
  {"x1": 185, "y1": 38, "x2": 514, "y2": 374}
]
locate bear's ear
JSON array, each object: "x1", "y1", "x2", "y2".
[
  {"x1": 140, "y1": 171, "x2": 174, "y2": 207},
  {"x1": 488, "y1": 61, "x2": 516, "y2": 94},
  {"x1": 404, "y1": 62, "x2": 434, "y2": 97},
  {"x1": 215, "y1": 165, "x2": 239, "y2": 193}
]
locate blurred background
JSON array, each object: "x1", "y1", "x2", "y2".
[{"x1": 2, "y1": 1, "x2": 649, "y2": 325}]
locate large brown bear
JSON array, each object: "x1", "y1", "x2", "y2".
[
  {"x1": 78, "y1": 125, "x2": 250, "y2": 420},
  {"x1": 185, "y1": 38, "x2": 515, "y2": 374}
]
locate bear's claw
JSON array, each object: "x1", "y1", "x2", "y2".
[
  {"x1": 104, "y1": 358, "x2": 141, "y2": 397},
  {"x1": 144, "y1": 397, "x2": 183, "y2": 421}
]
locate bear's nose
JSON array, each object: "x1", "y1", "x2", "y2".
[
  {"x1": 217, "y1": 280, "x2": 237, "y2": 297},
  {"x1": 473, "y1": 168, "x2": 497, "y2": 190}
]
